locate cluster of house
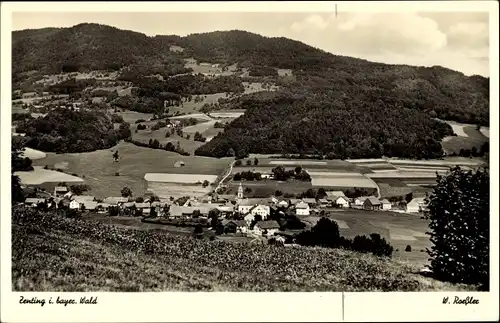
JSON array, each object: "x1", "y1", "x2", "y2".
[
  {"x1": 23, "y1": 186, "x2": 169, "y2": 215},
  {"x1": 22, "y1": 183, "x2": 429, "y2": 239}
]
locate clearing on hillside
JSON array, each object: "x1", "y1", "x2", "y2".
[{"x1": 32, "y1": 142, "x2": 231, "y2": 199}]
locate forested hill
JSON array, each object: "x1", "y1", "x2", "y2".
[{"x1": 12, "y1": 23, "x2": 490, "y2": 158}]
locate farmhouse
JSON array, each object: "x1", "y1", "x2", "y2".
[
  {"x1": 135, "y1": 202, "x2": 151, "y2": 213},
  {"x1": 253, "y1": 221, "x2": 280, "y2": 236},
  {"x1": 317, "y1": 198, "x2": 330, "y2": 207},
  {"x1": 302, "y1": 198, "x2": 317, "y2": 207},
  {"x1": 237, "y1": 198, "x2": 270, "y2": 215},
  {"x1": 24, "y1": 198, "x2": 45, "y2": 207},
  {"x1": 250, "y1": 204, "x2": 271, "y2": 219},
  {"x1": 72, "y1": 195, "x2": 95, "y2": 203},
  {"x1": 104, "y1": 197, "x2": 129, "y2": 205},
  {"x1": 334, "y1": 196, "x2": 350, "y2": 208},
  {"x1": 295, "y1": 201, "x2": 310, "y2": 216},
  {"x1": 326, "y1": 191, "x2": 346, "y2": 198},
  {"x1": 363, "y1": 197, "x2": 382, "y2": 211},
  {"x1": 217, "y1": 205, "x2": 235, "y2": 216},
  {"x1": 169, "y1": 205, "x2": 211, "y2": 218},
  {"x1": 54, "y1": 186, "x2": 68, "y2": 197},
  {"x1": 96, "y1": 203, "x2": 112, "y2": 213},
  {"x1": 380, "y1": 199, "x2": 392, "y2": 210},
  {"x1": 81, "y1": 200, "x2": 98, "y2": 211},
  {"x1": 406, "y1": 198, "x2": 428, "y2": 213},
  {"x1": 354, "y1": 196, "x2": 369, "y2": 207},
  {"x1": 221, "y1": 220, "x2": 248, "y2": 234}
]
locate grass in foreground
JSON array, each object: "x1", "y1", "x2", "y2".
[{"x1": 12, "y1": 207, "x2": 476, "y2": 292}]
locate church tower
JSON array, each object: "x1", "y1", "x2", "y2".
[{"x1": 237, "y1": 182, "x2": 244, "y2": 199}]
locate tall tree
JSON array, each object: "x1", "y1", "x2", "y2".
[{"x1": 426, "y1": 167, "x2": 489, "y2": 289}]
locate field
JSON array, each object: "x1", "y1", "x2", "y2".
[
  {"x1": 208, "y1": 110, "x2": 245, "y2": 118},
  {"x1": 12, "y1": 207, "x2": 474, "y2": 291},
  {"x1": 34, "y1": 70, "x2": 119, "y2": 86},
  {"x1": 480, "y1": 127, "x2": 490, "y2": 138},
  {"x1": 226, "y1": 180, "x2": 313, "y2": 197},
  {"x1": 116, "y1": 110, "x2": 153, "y2": 123},
  {"x1": 146, "y1": 182, "x2": 212, "y2": 199},
  {"x1": 144, "y1": 173, "x2": 218, "y2": 183},
  {"x1": 15, "y1": 166, "x2": 84, "y2": 185},
  {"x1": 440, "y1": 121, "x2": 489, "y2": 154},
  {"x1": 21, "y1": 148, "x2": 47, "y2": 160},
  {"x1": 31, "y1": 142, "x2": 232, "y2": 199},
  {"x1": 302, "y1": 209, "x2": 433, "y2": 266},
  {"x1": 169, "y1": 93, "x2": 228, "y2": 115},
  {"x1": 311, "y1": 176, "x2": 378, "y2": 189}
]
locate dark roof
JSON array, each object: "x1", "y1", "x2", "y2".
[
  {"x1": 255, "y1": 220, "x2": 280, "y2": 229},
  {"x1": 365, "y1": 197, "x2": 381, "y2": 205},
  {"x1": 223, "y1": 220, "x2": 248, "y2": 227}
]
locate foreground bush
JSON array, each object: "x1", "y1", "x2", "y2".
[{"x1": 426, "y1": 167, "x2": 489, "y2": 290}]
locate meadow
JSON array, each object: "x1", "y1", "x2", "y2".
[
  {"x1": 12, "y1": 207, "x2": 474, "y2": 291},
  {"x1": 440, "y1": 121, "x2": 489, "y2": 154},
  {"x1": 15, "y1": 166, "x2": 84, "y2": 185},
  {"x1": 299, "y1": 209, "x2": 433, "y2": 267},
  {"x1": 31, "y1": 142, "x2": 232, "y2": 199}
]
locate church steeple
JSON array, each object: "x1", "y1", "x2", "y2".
[{"x1": 237, "y1": 182, "x2": 244, "y2": 199}]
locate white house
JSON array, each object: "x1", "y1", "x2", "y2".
[
  {"x1": 250, "y1": 204, "x2": 270, "y2": 220},
  {"x1": 354, "y1": 196, "x2": 369, "y2": 207},
  {"x1": 69, "y1": 200, "x2": 80, "y2": 210},
  {"x1": 295, "y1": 201, "x2": 310, "y2": 216},
  {"x1": 406, "y1": 198, "x2": 428, "y2": 213},
  {"x1": 380, "y1": 199, "x2": 392, "y2": 210},
  {"x1": 253, "y1": 220, "x2": 280, "y2": 236},
  {"x1": 334, "y1": 196, "x2": 350, "y2": 208}
]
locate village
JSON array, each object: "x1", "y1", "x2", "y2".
[{"x1": 21, "y1": 179, "x2": 430, "y2": 243}]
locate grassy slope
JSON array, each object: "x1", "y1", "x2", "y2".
[
  {"x1": 31, "y1": 141, "x2": 232, "y2": 199},
  {"x1": 12, "y1": 207, "x2": 475, "y2": 292}
]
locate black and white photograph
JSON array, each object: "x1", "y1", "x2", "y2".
[{"x1": 1, "y1": 1, "x2": 498, "y2": 322}]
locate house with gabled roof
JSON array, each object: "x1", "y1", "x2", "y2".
[
  {"x1": 250, "y1": 204, "x2": 270, "y2": 219},
  {"x1": 363, "y1": 197, "x2": 381, "y2": 210},
  {"x1": 253, "y1": 220, "x2": 280, "y2": 236},
  {"x1": 24, "y1": 198, "x2": 45, "y2": 207},
  {"x1": 221, "y1": 219, "x2": 248, "y2": 234},
  {"x1": 380, "y1": 199, "x2": 392, "y2": 210},
  {"x1": 406, "y1": 197, "x2": 428, "y2": 213},
  {"x1": 104, "y1": 197, "x2": 129, "y2": 205},
  {"x1": 54, "y1": 186, "x2": 68, "y2": 197},
  {"x1": 334, "y1": 196, "x2": 350, "y2": 208},
  {"x1": 354, "y1": 196, "x2": 370, "y2": 207},
  {"x1": 295, "y1": 201, "x2": 310, "y2": 216},
  {"x1": 326, "y1": 190, "x2": 346, "y2": 198},
  {"x1": 302, "y1": 198, "x2": 317, "y2": 207}
]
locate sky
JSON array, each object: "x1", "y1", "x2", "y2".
[{"x1": 12, "y1": 11, "x2": 490, "y2": 77}]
